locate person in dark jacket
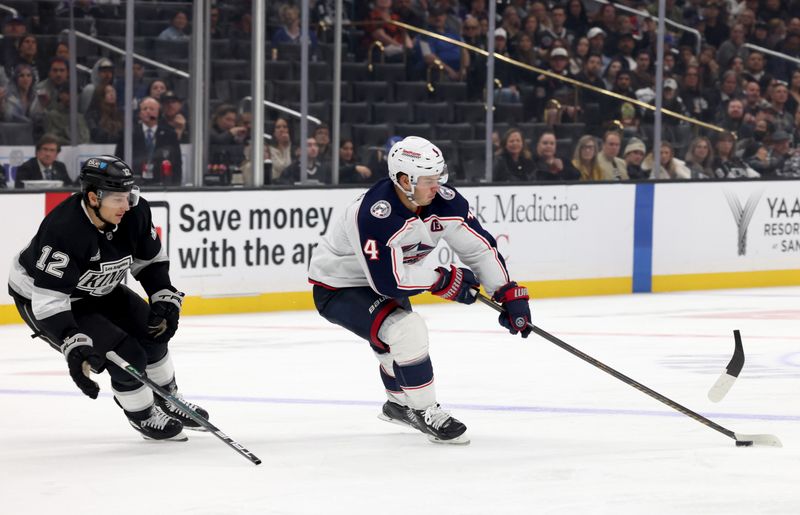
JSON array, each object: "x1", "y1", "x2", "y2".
[
  {"x1": 14, "y1": 133, "x2": 72, "y2": 188},
  {"x1": 492, "y1": 128, "x2": 537, "y2": 182}
]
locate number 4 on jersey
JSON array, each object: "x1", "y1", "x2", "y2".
[{"x1": 363, "y1": 239, "x2": 380, "y2": 260}]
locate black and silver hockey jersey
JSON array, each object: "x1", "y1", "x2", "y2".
[
  {"x1": 8, "y1": 194, "x2": 172, "y2": 340},
  {"x1": 308, "y1": 178, "x2": 510, "y2": 298}
]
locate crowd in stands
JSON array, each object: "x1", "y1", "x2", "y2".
[{"x1": 3, "y1": 1, "x2": 800, "y2": 188}]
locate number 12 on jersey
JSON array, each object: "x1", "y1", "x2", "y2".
[
  {"x1": 363, "y1": 239, "x2": 380, "y2": 260},
  {"x1": 35, "y1": 245, "x2": 70, "y2": 278}
]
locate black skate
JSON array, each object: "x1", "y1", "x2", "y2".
[
  {"x1": 409, "y1": 404, "x2": 470, "y2": 445},
  {"x1": 126, "y1": 404, "x2": 187, "y2": 441},
  {"x1": 154, "y1": 380, "x2": 209, "y2": 431},
  {"x1": 377, "y1": 400, "x2": 417, "y2": 429}
]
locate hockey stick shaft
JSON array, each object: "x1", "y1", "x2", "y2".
[
  {"x1": 476, "y1": 294, "x2": 744, "y2": 441},
  {"x1": 106, "y1": 351, "x2": 262, "y2": 465}
]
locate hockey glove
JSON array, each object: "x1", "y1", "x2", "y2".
[
  {"x1": 147, "y1": 289, "x2": 184, "y2": 344},
  {"x1": 431, "y1": 265, "x2": 480, "y2": 304},
  {"x1": 493, "y1": 282, "x2": 532, "y2": 338},
  {"x1": 61, "y1": 332, "x2": 103, "y2": 399}
]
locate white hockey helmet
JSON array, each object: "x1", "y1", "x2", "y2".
[{"x1": 388, "y1": 136, "x2": 448, "y2": 198}]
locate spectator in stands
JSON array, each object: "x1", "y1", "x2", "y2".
[
  {"x1": 518, "y1": 15, "x2": 540, "y2": 55},
  {"x1": 513, "y1": 32, "x2": 539, "y2": 79},
  {"x1": 499, "y1": 5, "x2": 522, "y2": 46},
  {"x1": 114, "y1": 96, "x2": 183, "y2": 186},
  {"x1": 85, "y1": 84, "x2": 122, "y2": 144},
  {"x1": 787, "y1": 69, "x2": 800, "y2": 114},
  {"x1": 681, "y1": 66, "x2": 712, "y2": 122},
  {"x1": 737, "y1": 116, "x2": 772, "y2": 159},
  {"x1": 602, "y1": 57, "x2": 623, "y2": 90},
  {"x1": 701, "y1": 1, "x2": 730, "y2": 49},
  {"x1": 8, "y1": 33, "x2": 44, "y2": 85},
  {"x1": 706, "y1": 70, "x2": 740, "y2": 115},
  {"x1": 717, "y1": 98, "x2": 752, "y2": 138},
  {"x1": 569, "y1": 36, "x2": 590, "y2": 76},
  {"x1": 623, "y1": 138, "x2": 648, "y2": 180},
  {"x1": 610, "y1": 70, "x2": 636, "y2": 115},
  {"x1": 771, "y1": 30, "x2": 800, "y2": 82},
  {"x1": 587, "y1": 27, "x2": 609, "y2": 65},
  {"x1": 596, "y1": 130, "x2": 628, "y2": 180},
  {"x1": 575, "y1": 52, "x2": 606, "y2": 109},
  {"x1": 114, "y1": 61, "x2": 148, "y2": 109},
  {"x1": 736, "y1": 7, "x2": 756, "y2": 36},
  {"x1": 367, "y1": 135, "x2": 400, "y2": 180},
  {"x1": 713, "y1": 131, "x2": 759, "y2": 178},
  {"x1": 2, "y1": 63, "x2": 35, "y2": 122},
  {"x1": 532, "y1": 130, "x2": 580, "y2": 181},
  {"x1": 630, "y1": 49, "x2": 654, "y2": 90},
  {"x1": 766, "y1": 18, "x2": 789, "y2": 50},
  {"x1": 267, "y1": 117, "x2": 293, "y2": 183},
  {"x1": 272, "y1": 4, "x2": 318, "y2": 50},
  {"x1": 78, "y1": 57, "x2": 114, "y2": 113},
  {"x1": 363, "y1": 0, "x2": 412, "y2": 62},
  {"x1": 684, "y1": 136, "x2": 716, "y2": 179},
  {"x1": 613, "y1": 33, "x2": 637, "y2": 72},
  {"x1": 438, "y1": 0, "x2": 464, "y2": 37},
  {"x1": 338, "y1": 139, "x2": 373, "y2": 184},
  {"x1": 1, "y1": 16, "x2": 27, "y2": 70},
  {"x1": 147, "y1": 79, "x2": 168, "y2": 103},
  {"x1": 568, "y1": 135, "x2": 604, "y2": 181},
  {"x1": 30, "y1": 57, "x2": 69, "y2": 121},
  {"x1": 565, "y1": 0, "x2": 590, "y2": 35},
  {"x1": 465, "y1": 0, "x2": 488, "y2": 22},
  {"x1": 394, "y1": 0, "x2": 425, "y2": 31},
  {"x1": 492, "y1": 128, "x2": 537, "y2": 182},
  {"x1": 314, "y1": 124, "x2": 332, "y2": 162},
  {"x1": 643, "y1": 141, "x2": 691, "y2": 180},
  {"x1": 413, "y1": 5, "x2": 467, "y2": 82},
  {"x1": 659, "y1": 78, "x2": 687, "y2": 126},
  {"x1": 278, "y1": 137, "x2": 331, "y2": 184},
  {"x1": 158, "y1": 10, "x2": 190, "y2": 42},
  {"x1": 161, "y1": 91, "x2": 187, "y2": 143},
  {"x1": 209, "y1": 6, "x2": 228, "y2": 39},
  {"x1": 43, "y1": 85, "x2": 90, "y2": 145},
  {"x1": 539, "y1": 4, "x2": 574, "y2": 53},
  {"x1": 717, "y1": 23, "x2": 749, "y2": 76},
  {"x1": 209, "y1": 104, "x2": 248, "y2": 146},
  {"x1": 743, "y1": 51, "x2": 768, "y2": 83},
  {"x1": 770, "y1": 81, "x2": 795, "y2": 133},
  {"x1": 742, "y1": 80, "x2": 770, "y2": 121},
  {"x1": 529, "y1": 47, "x2": 574, "y2": 122},
  {"x1": 14, "y1": 133, "x2": 72, "y2": 188},
  {"x1": 619, "y1": 102, "x2": 647, "y2": 143},
  {"x1": 54, "y1": 41, "x2": 70, "y2": 60},
  {"x1": 697, "y1": 45, "x2": 721, "y2": 90},
  {"x1": 493, "y1": 28, "x2": 521, "y2": 103},
  {"x1": 747, "y1": 129, "x2": 792, "y2": 178}
]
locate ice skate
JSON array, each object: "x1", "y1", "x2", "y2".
[
  {"x1": 126, "y1": 404, "x2": 187, "y2": 441},
  {"x1": 377, "y1": 400, "x2": 417, "y2": 430},
  {"x1": 409, "y1": 403, "x2": 470, "y2": 445},
  {"x1": 154, "y1": 380, "x2": 209, "y2": 431}
]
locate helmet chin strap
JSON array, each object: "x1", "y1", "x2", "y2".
[
  {"x1": 87, "y1": 193, "x2": 116, "y2": 230},
  {"x1": 398, "y1": 180, "x2": 419, "y2": 206}
]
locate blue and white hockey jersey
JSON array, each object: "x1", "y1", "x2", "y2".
[{"x1": 308, "y1": 178, "x2": 510, "y2": 298}]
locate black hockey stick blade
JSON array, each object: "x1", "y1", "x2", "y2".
[
  {"x1": 106, "y1": 351, "x2": 262, "y2": 465},
  {"x1": 708, "y1": 329, "x2": 745, "y2": 403},
  {"x1": 474, "y1": 293, "x2": 782, "y2": 448}
]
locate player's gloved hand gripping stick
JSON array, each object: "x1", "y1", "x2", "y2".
[
  {"x1": 474, "y1": 290, "x2": 781, "y2": 448},
  {"x1": 61, "y1": 332, "x2": 104, "y2": 399}
]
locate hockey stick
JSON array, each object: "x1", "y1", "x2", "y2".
[
  {"x1": 475, "y1": 294, "x2": 781, "y2": 448},
  {"x1": 105, "y1": 351, "x2": 262, "y2": 465},
  {"x1": 707, "y1": 330, "x2": 745, "y2": 403}
]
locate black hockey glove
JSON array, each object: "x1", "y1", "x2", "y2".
[
  {"x1": 493, "y1": 282, "x2": 532, "y2": 338},
  {"x1": 61, "y1": 332, "x2": 103, "y2": 399},
  {"x1": 431, "y1": 265, "x2": 480, "y2": 304},
  {"x1": 147, "y1": 289, "x2": 184, "y2": 344}
]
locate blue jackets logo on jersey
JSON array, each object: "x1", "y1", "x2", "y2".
[
  {"x1": 76, "y1": 256, "x2": 133, "y2": 297},
  {"x1": 401, "y1": 243, "x2": 435, "y2": 264},
  {"x1": 438, "y1": 186, "x2": 455, "y2": 200},
  {"x1": 370, "y1": 200, "x2": 392, "y2": 219}
]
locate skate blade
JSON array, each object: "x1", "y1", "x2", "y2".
[
  {"x1": 142, "y1": 430, "x2": 188, "y2": 442},
  {"x1": 377, "y1": 412, "x2": 416, "y2": 429},
  {"x1": 426, "y1": 433, "x2": 470, "y2": 445}
]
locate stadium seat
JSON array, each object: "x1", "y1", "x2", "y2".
[
  {"x1": 352, "y1": 123, "x2": 392, "y2": 148},
  {"x1": 341, "y1": 62, "x2": 370, "y2": 82},
  {"x1": 154, "y1": 39, "x2": 189, "y2": 60},
  {"x1": 394, "y1": 123, "x2": 434, "y2": 140},
  {"x1": 453, "y1": 102, "x2": 487, "y2": 123},
  {"x1": 0, "y1": 122, "x2": 34, "y2": 145},
  {"x1": 374, "y1": 102, "x2": 414, "y2": 124},
  {"x1": 340, "y1": 102, "x2": 372, "y2": 124},
  {"x1": 434, "y1": 123, "x2": 474, "y2": 141},
  {"x1": 369, "y1": 63, "x2": 407, "y2": 83},
  {"x1": 494, "y1": 103, "x2": 525, "y2": 124},
  {"x1": 352, "y1": 81, "x2": 393, "y2": 102},
  {"x1": 432, "y1": 82, "x2": 468, "y2": 102},
  {"x1": 292, "y1": 61, "x2": 332, "y2": 82},
  {"x1": 394, "y1": 81, "x2": 430, "y2": 103},
  {"x1": 413, "y1": 102, "x2": 450, "y2": 124}
]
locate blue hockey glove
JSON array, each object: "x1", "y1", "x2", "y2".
[
  {"x1": 147, "y1": 289, "x2": 184, "y2": 344},
  {"x1": 431, "y1": 265, "x2": 480, "y2": 304},
  {"x1": 492, "y1": 282, "x2": 532, "y2": 338}
]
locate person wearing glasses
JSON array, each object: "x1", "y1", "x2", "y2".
[
  {"x1": 308, "y1": 136, "x2": 532, "y2": 445},
  {"x1": 8, "y1": 155, "x2": 208, "y2": 442}
]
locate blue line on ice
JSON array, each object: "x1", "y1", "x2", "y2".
[{"x1": 1, "y1": 388, "x2": 797, "y2": 422}]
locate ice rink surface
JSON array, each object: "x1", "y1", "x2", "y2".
[{"x1": 1, "y1": 287, "x2": 798, "y2": 515}]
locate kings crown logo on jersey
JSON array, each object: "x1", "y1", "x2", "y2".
[{"x1": 76, "y1": 256, "x2": 133, "y2": 297}]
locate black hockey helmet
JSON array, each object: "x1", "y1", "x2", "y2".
[{"x1": 79, "y1": 155, "x2": 135, "y2": 193}]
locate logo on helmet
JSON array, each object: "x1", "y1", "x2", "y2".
[
  {"x1": 401, "y1": 149, "x2": 421, "y2": 159},
  {"x1": 86, "y1": 158, "x2": 101, "y2": 168}
]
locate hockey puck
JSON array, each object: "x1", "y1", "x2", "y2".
[{"x1": 735, "y1": 440, "x2": 754, "y2": 447}]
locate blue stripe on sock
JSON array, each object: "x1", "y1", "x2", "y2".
[
  {"x1": 379, "y1": 365, "x2": 401, "y2": 392},
  {"x1": 633, "y1": 183, "x2": 654, "y2": 293},
  {"x1": 393, "y1": 356, "x2": 433, "y2": 388}
]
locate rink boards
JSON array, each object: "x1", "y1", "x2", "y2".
[{"x1": 1, "y1": 180, "x2": 799, "y2": 323}]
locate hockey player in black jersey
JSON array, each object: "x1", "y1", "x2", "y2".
[
  {"x1": 8, "y1": 155, "x2": 207, "y2": 441},
  {"x1": 309, "y1": 136, "x2": 532, "y2": 444}
]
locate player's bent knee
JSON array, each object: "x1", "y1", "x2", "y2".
[{"x1": 378, "y1": 310, "x2": 429, "y2": 365}]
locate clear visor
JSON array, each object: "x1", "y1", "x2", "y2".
[
  {"x1": 99, "y1": 186, "x2": 140, "y2": 208},
  {"x1": 412, "y1": 165, "x2": 449, "y2": 186}
]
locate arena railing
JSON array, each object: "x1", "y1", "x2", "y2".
[{"x1": 744, "y1": 43, "x2": 800, "y2": 67}]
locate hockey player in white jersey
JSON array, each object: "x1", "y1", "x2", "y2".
[{"x1": 308, "y1": 136, "x2": 532, "y2": 444}]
